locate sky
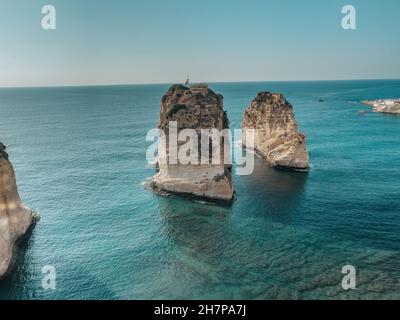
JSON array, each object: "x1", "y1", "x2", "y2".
[{"x1": 0, "y1": 0, "x2": 399, "y2": 87}]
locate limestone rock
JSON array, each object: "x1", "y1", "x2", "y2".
[
  {"x1": 362, "y1": 99, "x2": 400, "y2": 114},
  {"x1": 0, "y1": 143, "x2": 34, "y2": 279},
  {"x1": 151, "y1": 84, "x2": 234, "y2": 202},
  {"x1": 242, "y1": 92, "x2": 309, "y2": 170}
]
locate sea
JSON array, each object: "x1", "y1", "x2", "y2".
[{"x1": 0, "y1": 80, "x2": 399, "y2": 299}]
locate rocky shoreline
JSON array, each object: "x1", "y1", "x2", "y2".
[
  {"x1": 362, "y1": 99, "x2": 400, "y2": 114},
  {"x1": 0, "y1": 143, "x2": 36, "y2": 279}
]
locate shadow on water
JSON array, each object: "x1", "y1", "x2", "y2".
[
  {"x1": 154, "y1": 197, "x2": 235, "y2": 285},
  {"x1": 0, "y1": 231, "x2": 35, "y2": 300},
  {"x1": 157, "y1": 197, "x2": 231, "y2": 250},
  {"x1": 234, "y1": 155, "x2": 309, "y2": 224}
]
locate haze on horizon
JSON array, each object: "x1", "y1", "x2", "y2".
[{"x1": 0, "y1": 0, "x2": 399, "y2": 88}]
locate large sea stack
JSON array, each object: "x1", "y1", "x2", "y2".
[
  {"x1": 242, "y1": 92, "x2": 309, "y2": 170},
  {"x1": 0, "y1": 143, "x2": 35, "y2": 278},
  {"x1": 151, "y1": 84, "x2": 234, "y2": 202}
]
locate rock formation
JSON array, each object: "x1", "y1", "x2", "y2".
[
  {"x1": 0, "y1": 143, "x2": 35, "y2": 279},
  {"x1": 242, "y1": 92, "x2": 309, "y2": 170},
  {"x1": 151, "y1": 84, "x2": 234, "y2": 202},
  {"x1": 362, "y1": 99, "x2": 400, "y2": 114}
]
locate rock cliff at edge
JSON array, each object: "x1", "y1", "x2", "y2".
[
  {"x1": 151, "y1": 84, "x2": 234, "y2": 202},
  {"x1": 0, "y1": 143, "x2": 34, "y2": 278},
  {"x1": 242, "y1": 92, "x2": 309, "y2": 170}
]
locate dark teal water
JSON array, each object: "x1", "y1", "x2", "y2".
[{"x1": 0, "y1": 80, "x2": 399, "y2": 299}]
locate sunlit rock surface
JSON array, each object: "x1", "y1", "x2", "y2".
[
  {"x1": 362, "y1": 99, "x2": 400, "y2": 114},
  {"x1": 242, "y1": 92, "x2": 309, "y2": 170}
]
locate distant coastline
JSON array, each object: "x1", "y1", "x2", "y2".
[
  {"x1": 362, "y1": 99, "x2": 400, "y2": 114},
  {"x1": 1, "y1": 78, "x2": 400, "y2": 90}
]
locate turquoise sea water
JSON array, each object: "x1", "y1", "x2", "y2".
[{"x1": 0, "y1": 80, "x2": 399, "y2": 300}]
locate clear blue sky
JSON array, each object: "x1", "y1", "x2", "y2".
[{"x1": 1, "y1": 0, "x2": 399, "y2": 87}]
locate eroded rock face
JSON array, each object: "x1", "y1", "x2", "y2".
[
  {"x1": 151, "y1": 85, "x2": 234, "y2": 202},
  {"x1": 0, "y1": 143, "x2": 34, "y2": 278},
  {"x1": 242, "y1": 92, "x2": 309, "y2": 170}
]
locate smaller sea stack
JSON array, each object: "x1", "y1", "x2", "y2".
[{"x1": 242, "y1": 92, "x2": 309, "y2": 170}]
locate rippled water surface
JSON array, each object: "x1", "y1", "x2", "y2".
[{"x1": 0, "y1": 80, "x2": 399, "y2": 299}]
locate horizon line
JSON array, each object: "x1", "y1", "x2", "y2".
[{"x1": 1, "y1": 77, "x2": 400, "y2": 89}]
